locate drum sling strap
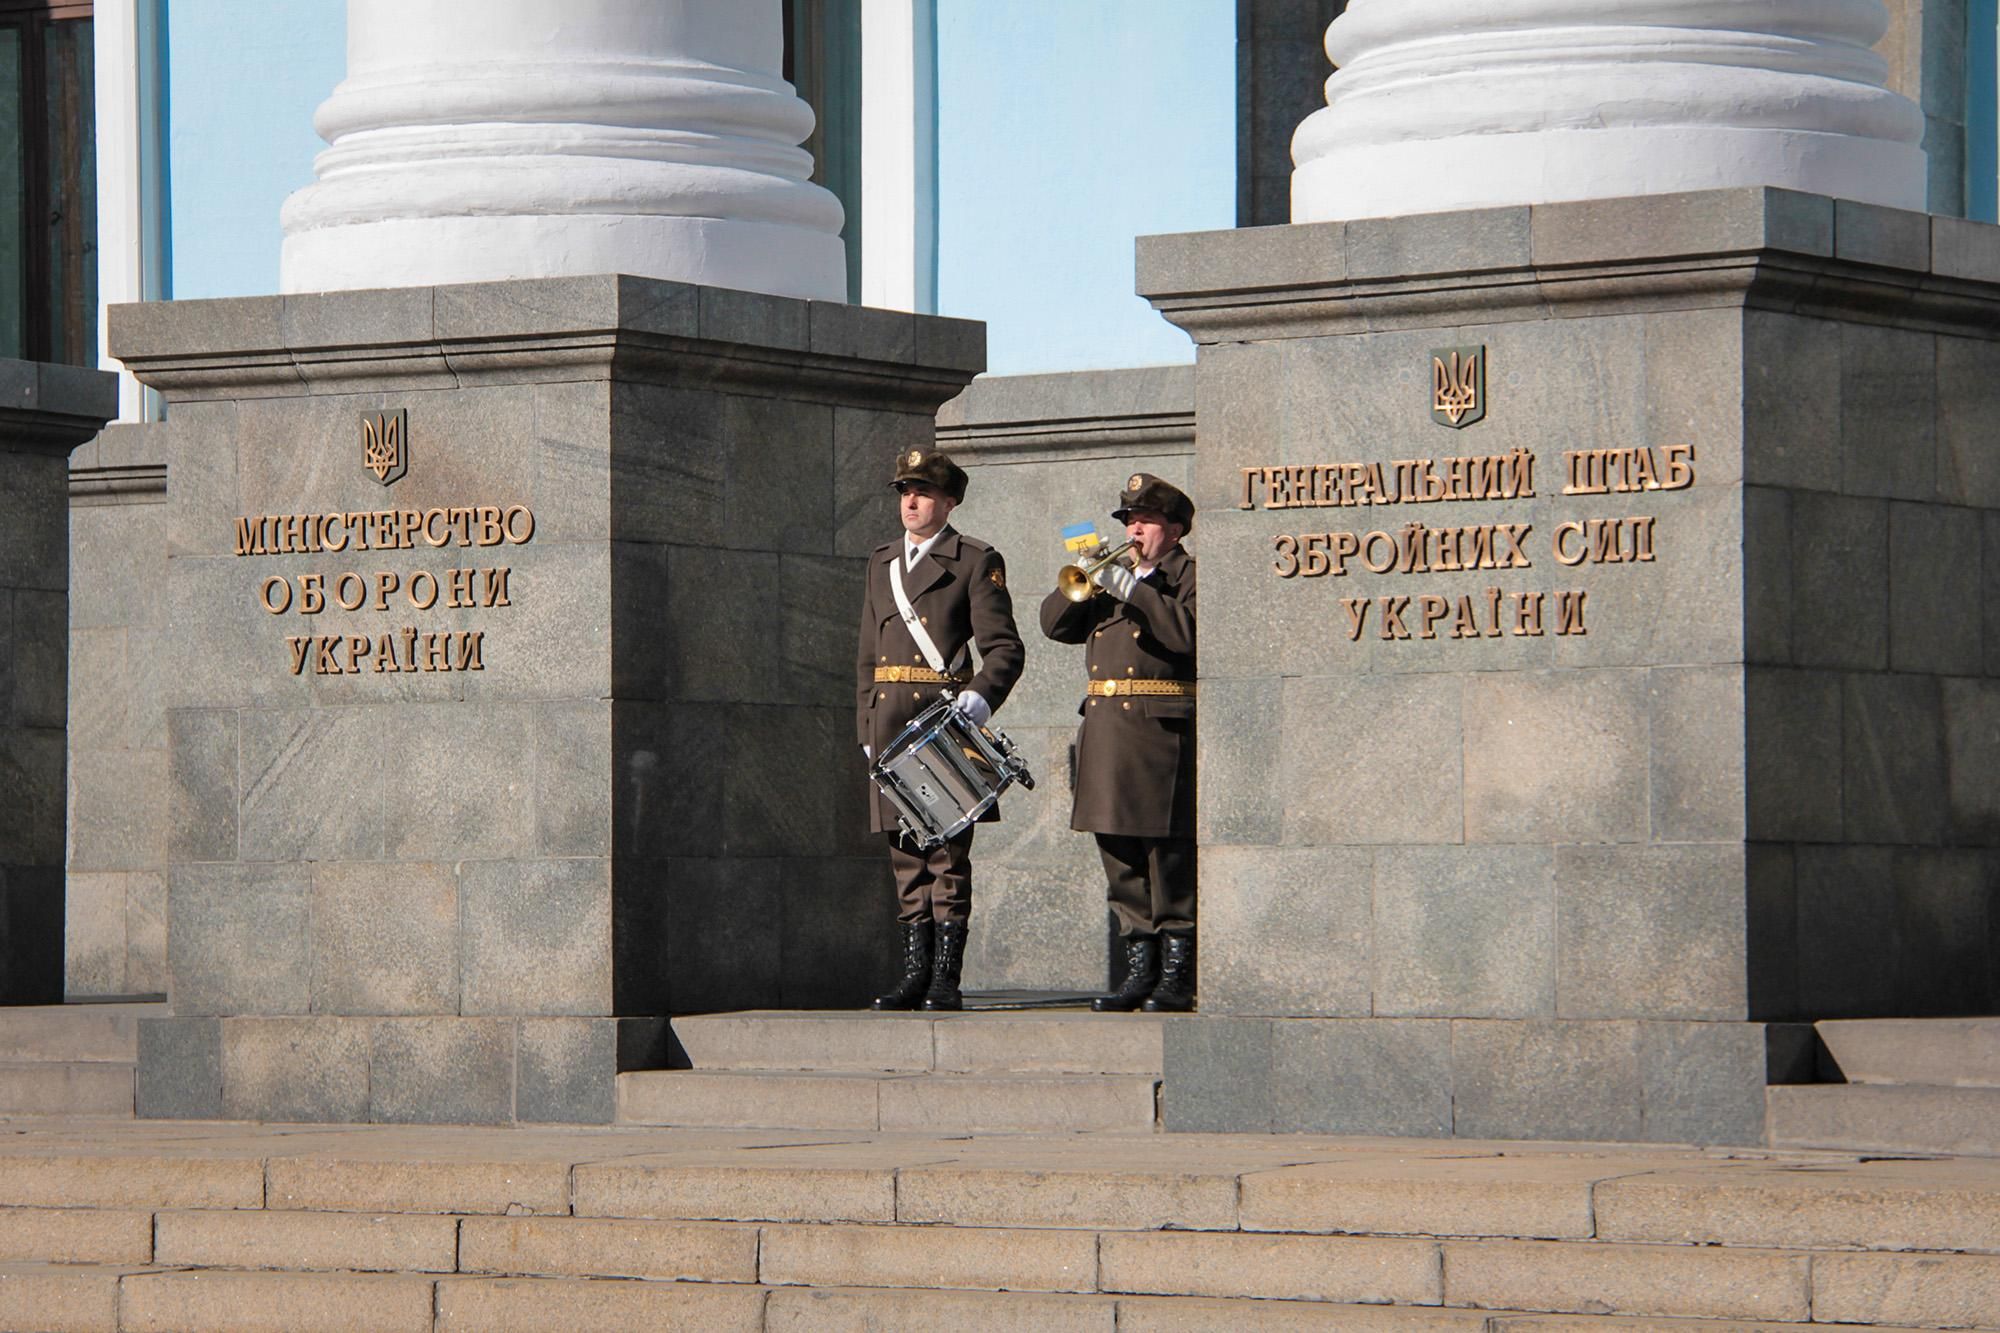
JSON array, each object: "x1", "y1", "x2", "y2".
[{"x1": 890, "y1": 553, "x2": 967, "y2": 678}]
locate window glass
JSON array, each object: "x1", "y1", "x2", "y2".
[
  {"x1": 0, "y1": 24, "x2": 24, "y2": 358},
  {"x1": 44, "y1": 15, "x2": 91, "y2": 364}
]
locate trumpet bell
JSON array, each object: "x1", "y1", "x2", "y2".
[{"x1": 1056, "y1": 539, "x2": 1136, "y2": 602}]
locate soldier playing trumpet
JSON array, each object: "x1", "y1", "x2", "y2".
[{"x1": 1040, "y1": 474, "x2": 1198, "y2": 1012}]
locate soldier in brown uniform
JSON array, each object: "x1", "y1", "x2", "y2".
[
  {"x1": 1040, "y1": 475, "x2": 1197, "y2": 1012},
  {"x1": 856, "y1": 449, "x2": 1026, "y2": 1011}
]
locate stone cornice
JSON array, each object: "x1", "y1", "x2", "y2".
[
  {"x1": 110, "y1": 274, "x2": 985, "y2": 414},
  {"x1": 0, "y1": 358, "x2": 120, "y2": 456},
  {"x1": 937, "y1": 366, "x2": 1195, "y2": 462},
  {"x1": 1140, "y1": 188, "x2": 2000, "y2": 344}
]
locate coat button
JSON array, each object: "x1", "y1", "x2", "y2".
[
  {"x1": 920, "y1": 616, "x2": 928, "y2": 625},
  {"x1": 1123, "y1": 701, "x2": 1132, "y2": 710},
  {"x1": 1090, "y1": 700, "x2": 1098, "y2": 708},
  {"x1": 877, "y1": 691, "x2": 885, "y2": 700},
  {"x1": 880, "y1": 656, "x2": 887, "y2": 663},
  {"x1": 912, "y1": 693, "x2": 921, "y2": 702},
  {"x1": 1132, "y1": 630, "x2": 1140, "y2": 639},
  {"x1": 1090, "y1": 664, "x2": 1099, "y2": 673},
  {"x1": 1127, "y1": 667, "x2": 1136, "y2": 675}
]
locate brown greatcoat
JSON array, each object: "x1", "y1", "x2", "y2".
[
  {"x1": 856, "y1": 527, "x2": 1026, "y2": 834},
  {"x1": 1038, "y1": 546, "x2": 1196, "y2": 838}
]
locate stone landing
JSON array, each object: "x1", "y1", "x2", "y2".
[
  {"x1": 0, "y1": 1117, "x2": 1992, "y2": 1329},
  {"x1": 1770, "y1": 1017, "x2": 2000, "y2": 1155},
  {"x1": 618, "y1": 1010, "x2": 1164, "y2": 1133}
]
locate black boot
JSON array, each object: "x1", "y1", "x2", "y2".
[
  {"x1": 1143, "y1": 932, "x2": 1197, "y2": 1012},
  {"x1": 1092, "y1": 935, "x2": 1159, "y2": 1013},
  {"x1": 922, "y1": 920, "x2": 968, "y2": 1011},
  {"x1": 872, "y1": 920, "x2": 933, "y2": 1011}
]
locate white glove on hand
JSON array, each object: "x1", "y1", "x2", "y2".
[
  {"x1": 861, "y1": 745, "x2": 872, "y2": 762},
  {"x1": 1093, "y1": 561, "x2": 1140, "y2": 602},
  {"x1": 954, "y1": 690, "x2": 992, "y2": 726}
]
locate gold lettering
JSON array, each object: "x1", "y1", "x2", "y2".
[
  {"x1": 1273, "y1": 534, "x2": 1300, "y2": 578},
  {"x1": 1418, "y1": 594, "x2": 1449, "y2": 639},
  {"x1": 1661, "y1": 443, "x2": 1696, "y2": 489},
  {"x1": 299, "y1": 573, "x2": 325, "y2": 615},
  {"x1": 423, "y1": 632, "x2": 453, "y2": 672},
  {"x1": 1378, "y1": 595, "x2": 1411, "y2": 640},
  {"x1": 1554, "y1": 521, "x2": 1587, "y2": 567},
  {"x1": 1341, "y1": 597, "x2": 1370, "y2": 641},
  {"x1": 335, "y1": 573, "x2": 366, "y2": 612},
  {"x1": 408, "y1": 571, "x2": 439, "y2": 610},
  {"x1": 1239, "y1": 469, "x2": 1259, "y2": 510},
  {"x1": 1557, "y1": 590, "x2": 1589, "y2": 636},
  {"x1": 315, "y1": 637, "x2": 343, "y2": 675},
  {"x1": 374, "y1": 571, "x2": 400, "y2": 610},
  {"x1": 481, "y1": 567, "x2": 511, "y2": 608},
  {"x1": 373, "y1": 633, "x2": 401, "y2": 673},
  {"x1": 1514, "y1": 592, "x2": 1546, "y2": 637},
  {"x1": 447, "y1": 568, "x2": 477, "y2": 609},
  {"x1": 1361, "y1": 531, "x2": 1397, "y2": 574},
  {"x1": 1451, "y1": 594, "x2": 1481, "y2": 640},
  {"x1": 285, "y1": 636, "x2": 311, "y2": 675},
  {"x1": 454, "y1": 631, "x2": 484, "y2": 671},
  {"x1": 259, "y1": 576, "x2": 292, "y2": 615},
  {"x1": 1299, "y1": 535, "x2": 1330, "y2": 578}
]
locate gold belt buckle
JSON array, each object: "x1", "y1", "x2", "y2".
[{"x1": 1102, "y1": 680, "x2": 1119, "y2": 697}]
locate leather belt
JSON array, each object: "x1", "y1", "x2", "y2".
[
  {"x1": 874, "y1": 666, "x2": 968, "y2": 685},
  {"x1": 1087, "y1": 679, "x2": 1196, "y2": 698}
]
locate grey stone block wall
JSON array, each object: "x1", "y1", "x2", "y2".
[
  {"x1": 936, "y1": 366, "x2": 1196, "y2": 992},
  {"x1": 109, "y1": 275, "x2": 980, "y2": 1119},
  {"x1": 0, "y1": 359, "x2": 118, "y2": 1004},
  {"x1": 1140, "y1": 188, "x2": 2000, "y2": 1144},
  {"x1": 66, "y1": 423, "x2": 171, "y2": 998}
]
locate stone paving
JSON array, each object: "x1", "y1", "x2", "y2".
[{"x1": 0, "y1": 1116, "x2": 1995, "y2": 1329}]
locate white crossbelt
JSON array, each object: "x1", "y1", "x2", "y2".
[{"x1": 889, "y1": 555, "x2": 947, "y2": 674}]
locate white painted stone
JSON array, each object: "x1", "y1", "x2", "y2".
[
  {"x1": 281, "y1": 0, "x2": 845, "y2": 300},
  {"x1": 1293, "y1": 0, "x2": 1927, "y2": 222}
]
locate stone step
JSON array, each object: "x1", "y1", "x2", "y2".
[
  {"x1": 1818, "y1": 1018, "x2": 2000, "y2": 1088},
  {"x1": 0, "y1": 1002, "x2": 159, "y2": 1063},
  {"x1": 670, "y1": 1010, "x2": 1165, "y2": 1075},
  {"x1": 1767, "y1": 1084, "x2": 2000, "y2": 1156},
  {"x1": 0, "y1": 1062, "x2": 134, "y2": 1117},
  {"x1": 616, "y1": 1069, "x2": 1161, "y2": 1133},
  {"x1": 30, "y1": 1266, "x2": 1957, "y2": 1333}
]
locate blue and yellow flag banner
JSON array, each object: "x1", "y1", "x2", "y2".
[{"x1": 1062, "y1": 522, "x2": 1100, "y2": 554}]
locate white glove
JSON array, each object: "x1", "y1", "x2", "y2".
[
  {"x1": 1093, "y1": 561, "x2": 1140, "y2": 602},
  {"x1": 954, "y1": 690, "x2": 992, "y2": 726},
  {"x1": 861, "y1": 745, "x2": 872, "y2": 762}
]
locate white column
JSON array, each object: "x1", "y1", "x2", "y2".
[
  {"x1": 1293, "y1": 0, "x2": 1928, "y2": 223},
  {"x1": 93, "y1": 0, "x2": 165, "y2": 420},
  {"x1": 280, "y1": 0, "x2": 846, "y2": 301},
  {"x1": 859, "y1": 0, "x2": 937, "y2": 313}
]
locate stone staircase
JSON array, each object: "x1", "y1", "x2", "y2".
[
  {"x1": 1768, "y1": 1017, "x2": 2000, "y2": 1156},
  {"x1": 0, "y1": 1003, "x2": 159, "y2": 1117},
  {"x1": 0, "y1": 1118, "x2": 1993, "y2": 1330},
  {"x1": 617, "y1": 1010, "x2": 1164, "y2": 1133}
]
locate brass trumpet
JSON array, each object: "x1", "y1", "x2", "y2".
[{"x1": 1056, "y1": 539, "x2": 1137, "y2": 602}]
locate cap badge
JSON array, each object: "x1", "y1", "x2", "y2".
[
  {"x1": 1128, "y1": 474, "x2": 1144, "y2": 492},
  {"x1": 908, "y1": 450, "x2": 924, "y2": 466}
]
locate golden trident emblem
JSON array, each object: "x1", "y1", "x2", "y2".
[
  {"x1": 1430, "y1": 347, "x2": 1485, "y2": 429},
  {"x1": 362, "y1": 409, "x2": 408, "y2": 485}
]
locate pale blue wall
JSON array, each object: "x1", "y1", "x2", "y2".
[
  {"x1": 936, "y1": 0, "x2": 1236, "y2": 375},
  {"x1": 165, "y1": 0, "x2": 344, "y2": 299}
]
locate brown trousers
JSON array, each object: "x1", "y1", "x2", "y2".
[
  {"x1": 888, "y1": 828, "x2": 974, "y2": 925},
  {"x1": 1096, "y1": 834, "x2": 1196, "y2": 938}
]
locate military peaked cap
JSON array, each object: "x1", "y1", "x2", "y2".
[
  {"x1": 890, "y1": 447, "x2": 969, "y2": 502},
  {"x1": 1113, "y1": 472, "x2": 1194, "y2": 533}
]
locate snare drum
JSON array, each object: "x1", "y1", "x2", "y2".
[{"x1": 870, "y1": 693, "x2": 1036, "y2": 850}]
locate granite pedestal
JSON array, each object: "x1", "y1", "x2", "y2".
[
  {"x1": 1139, "y1": 188, "x2": 2000, "y2": 1144},
  {"x1": 0, "y1": 360, "x2": 118, "y2": 1004},
  {"x1": 108, "y1": 276, "x2": 982, "y2": 1121}
]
